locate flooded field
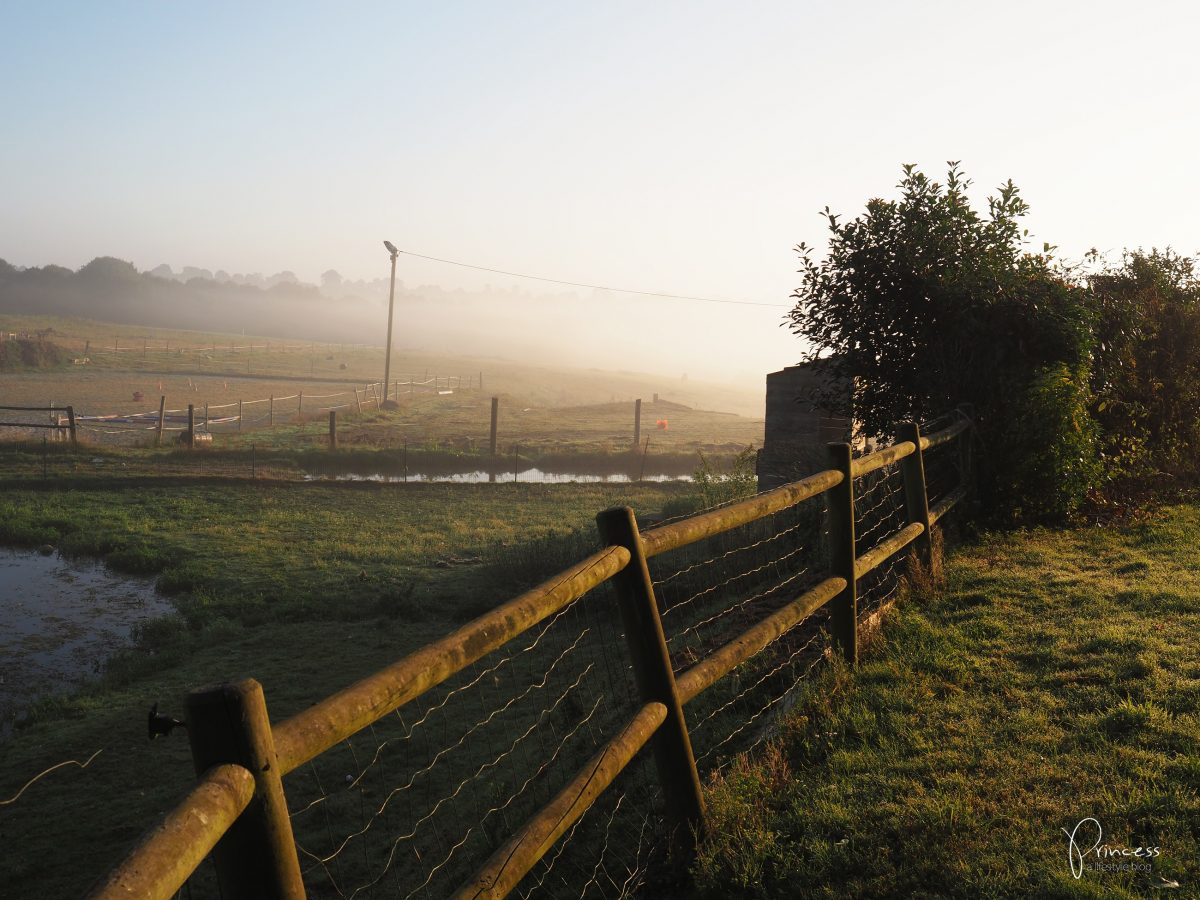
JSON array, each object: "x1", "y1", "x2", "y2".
[{"x1": 0, "y1": 549, "x2": 172, "y2": 732}]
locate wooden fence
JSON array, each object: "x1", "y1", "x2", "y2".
[
  {"x1": 86, "y1": 414, "x2": 972, "y2": 899},
  {"x1": 0, "y1": 404, "x2": 76, "y2": 445}
]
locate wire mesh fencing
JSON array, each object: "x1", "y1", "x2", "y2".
[
  {"x1": 648, "y1": 496, "x2": 832, "y2": 774},
  {"x1": 90, "y1": 414, "x2": 975, "y2": 900},
  {"x1": 281, "y1": 581, "x2": 665, "y2": 900}
]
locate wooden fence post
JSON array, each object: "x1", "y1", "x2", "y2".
[
  {"x1": 826, "y1": 442, "x2": 857, "y2": 665},
  {"x1": 328, "y1": 411, "x2": 337, "y2": 450},
  {"x1": 956, "y1": 404, "x2": 975, "y2": 494},
  {"x1": 238, "y1": 399, "x2": 243, "y2": 432},
  {"x1": 489, "y1": 397, "x2": 499, "y2": 456},
  {"x1": 268, "y1": 395, "x2": 274, "y2": 427},
  {"x1": 297, "y1": 393, "x2": 303, "y2": 419},
  {"x1": 66, "y1": 406, "x2": 77, "y2": 447},
  {"x1": 187, "y1": 405, "x2": 195, "y2": 449},
  {"x1": 897, "y1": 422, "x2": 932, "y2": 564},
  {"x1": 185, "y1": 680, "x2": 306, "y2": 900},
  {"x1": 204, "y1": 403, "x2": 209, "y2": 432},
  {"x1": 633, "y1": 398, "x2": 642, "y2": 448},
  {"x1": 156, "y1": 396, "x2": 165, "y2": 446},
  {"x1": 596, "y1": 506, "x2": 705, "y2": 858}
]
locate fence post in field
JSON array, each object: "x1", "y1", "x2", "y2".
[
  {"x1": 66, "y1": 406, "x2": 77, "y2": 447},
  {"x1": 478, "y1": 370, "x2": 483, "y2": 391},
  {"x1": 633, "y1": 398, "x2": 642, "y2": 448},
  {"x1": 185, "y1": 680, "x2": 305, "y2": 900},
  {"x1": 238, "y1": 399, "x2": 243, "y2": 432},
  {"x1": 187, "y1": 405, "x2": 195, "y2": 450},
  {"x1": 297, "y1": 393, "x2": 303, "y2": 420},
  {"x1": 156, "y1": 396, "x2": 165, "y2": 446},
  {"x1": 595, "y1": 506, "x2": 705, "y2": 857},
  {"x1": 328, "y1": 410, "x2": 337, "y2": 450},
  {"x1": 825, "y1": 442, "x2": 857, "y2": 665},
  {"x1": 897, "y1": 422, "x2": 932, "y2": 565},
  {"x1": 354, "y1": 388, "x2": 362, "y2": 415},
  {"x1": 204, "y1": 403, "x2": 210, "y2": 432},
  {"x1": 956, "y1": 404, "x2": 975, "y2": 493},
  {"x1": 269, "y1": 395, "x2": 274, "y2": 427},
  {"x1": 489, "y1": 396, "x2": 499, "y2": 456}
]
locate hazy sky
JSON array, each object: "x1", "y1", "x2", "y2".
[{"x1": 3, "y1": 1, "x2": 1198, "y2": 384}]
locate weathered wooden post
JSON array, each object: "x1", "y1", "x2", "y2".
[
  {"x1": 156, "y1": 395, "x2": 165, "y2": 446},
  {"x1": 826, "y1": 442, "x2": 857, "y2": 665},
  {"x1": 297, "y1": 393, "x2": 303, "y2": 419},
  {"x1": 238, "y1": 399, "x2": 243, "y2": 432},
  {"x1": 957, "y1": 403, "x2": 975, "y2": 494},
  {"x1": 328, "y1": 411, "x2": 337, "y2": 450},
  {"x1": 489, "y1": 397, "x2": 499, "y2": 456},
  {"x1": 187, "y1": 405, "x2": 195, "y2": 449},
  {"x1": 596, "y1": 507, "x2": 705, "y2": 857},
  {"x1": 633, "y1": 398, "x2": 642, "y2": 447},
  {"x1": 354, "y1": 388, "x2": 362, "y2": 415},
  {"x1": 204, "y1": 403, "x2": 209, "y2": 432},
  {"x1": 186, "y1": 680, "x2": 305, "y2": 900},
  {"x1": 66, "y1": 406, "x2": 77, "y2": 447},
  {"x1": 268, "y1": 395, "x2": 274, "y2": 427},
  {"x1": 897, "y1": 422, "x2": 932, "y2": 565}
]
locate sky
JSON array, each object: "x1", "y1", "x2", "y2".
[{"x1": 3, "y1": 0, "x2": 1199, "y2": 386}]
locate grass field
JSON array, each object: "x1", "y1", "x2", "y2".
[
  {"x1": 0, "y1": 476, "x2": 695, "y2": 898},
  {"x1": 693, "y1": 506, "x2": 1200, "y2": 898},
  {"x1": 0, "y1": 316, "x2": 764, "y2": 480}
]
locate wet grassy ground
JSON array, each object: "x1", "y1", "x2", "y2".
[
  {"x1": 0, "y1": 477, "x2": 693, "y2": 897},
  {"x1": 693, "y1": 506, "x2": 1200, "y2": 898}
]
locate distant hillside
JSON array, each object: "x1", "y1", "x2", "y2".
[{"x1": 0, "y1": 257, "x2": 377, "y2": 345}]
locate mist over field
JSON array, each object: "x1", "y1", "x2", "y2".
[{"x1": 0, "y1": 255, "x2": 793, "y2": 392}]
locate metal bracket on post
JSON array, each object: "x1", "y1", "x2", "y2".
[
  {"x1": 595, "y1": 506, "x2": 705, "y2": 858},
  {"x1": 186, "y1": 680, "x2": 305, "y2": 900},
  {"x1": 825, "y1": 443, "x2": 858, "y2": 666},
  {"x1": 897, "y1": 422, "x2": 932, "y2": 566}
]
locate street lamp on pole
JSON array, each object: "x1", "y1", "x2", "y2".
[{"x1": 382, "y1": 240, "x2": 399, "y2": 408}]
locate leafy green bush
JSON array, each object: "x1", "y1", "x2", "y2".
[
  {"x1": 1089, "y1": 248, "x2": 1200, "y2": 477},
  {"x1": 788, "y1": 163, "x2": 1098, "y2": 520}
]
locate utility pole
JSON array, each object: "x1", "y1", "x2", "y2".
[{"x1": 382, "y1": 240, "x2": 399, "y2": 407}]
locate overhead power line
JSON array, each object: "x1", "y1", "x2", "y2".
[{"x1": 396, "y1": 249, "x2": 790, "y2": 308}]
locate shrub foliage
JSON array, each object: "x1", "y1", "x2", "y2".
[{"x1": 788, "y1": 163, "x2": 1097, "y2": 520}]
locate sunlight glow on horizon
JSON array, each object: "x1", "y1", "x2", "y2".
[{"x1": 3, "y1": 0, "x2": 1198, "y2": 385}]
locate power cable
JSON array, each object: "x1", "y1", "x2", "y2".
[{"x1": 395, "y1": 249, "x2": 789, "y2": 308}]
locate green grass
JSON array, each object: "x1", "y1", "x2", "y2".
[
  {"x1": 692, "y1": 506, "x2": 1200, "y2": 897},
  {"x1": 0, "y1": 477, "x2": 696, "y2": 897}
]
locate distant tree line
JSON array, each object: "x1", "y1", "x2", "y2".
[
  {"x1": 0, "y1": 256, "x2": 382, "y2": 344},
  {"x1": 790, "y1": 162, "x2": 1200, "y2": 521}
]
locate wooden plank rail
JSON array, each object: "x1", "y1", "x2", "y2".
[
  {"x1": 273, "y1": 545, "x2": 631, "y2": 774},
  {"x1": 90, "y1": 412, "x2": 975, "y2": 900},
  {"x1": 452, "y1": 702, "x2": 668, "y2": 900},
  {"x1": 87, "y1": 764, "x2": 256, "y2": 900},
  {"x1": 676, "y1": 576, "x2": 846, "y2": 704},
  {"x1": 855, "y1": 522, "x2": 925, "y2": 579},
  {"x1": 640, "y1": 468, "x2": 843, "y2": 558}
]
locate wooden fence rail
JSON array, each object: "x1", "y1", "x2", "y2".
[
  {"x1": 0, "y1": 404, "x2": 76, "y2": 445},
  {"x1": 88, "y1": 413, "x2": 973, "y2": 900}
]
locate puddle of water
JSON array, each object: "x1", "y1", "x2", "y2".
[
  {"x1": 0, "y1": 549, "x2": 172, "y2": 733},
  {"x1": 305, "y1": 468, "x2": 693, "y2": 484}
]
